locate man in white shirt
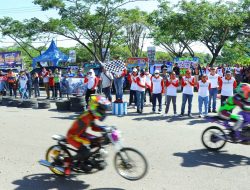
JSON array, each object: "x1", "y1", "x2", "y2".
[
  {"x1": 197, "y1": 74, "x2": 211, "y2": 117},
  {"x1": 208, "y1": 67, "x2": 220, "y2": 113},
  {"x1": 180, "y1": 69, "x2": 195, "y2": 117},
  {"x1": 41, "y1": 67, "x2": 50, "y2": 99},
  {"x1": 234, "y1": 64, "x2": 242, "y2": 84},
  {"x1": 151, "y1": 70, "x2": 164, "y2": 114},
  {"x1": 164, "y1": 72, "x2": 179, "y2": 116},
  {"x1": 136, "y1": 69, "x2": 146, "y2": 113},
  {"x1": 144, "y1": 68, "x2": 152, "y2": 105},
  {"x1": 219, "y1": 70, "x2": 237, "y2": 106},
  {"x1": 128, "y1": 68, "x2": 138, "y2": 108},
  {"x1": 100, "y1": 67, "x2": 113, "y2": 102}
]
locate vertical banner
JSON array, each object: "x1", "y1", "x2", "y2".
[
  {"x1": 40, "y1": 50, "x2": 48, "y2": 67},
  {"x1": 147, "y1": 47, "x2": 156, "y2": 65},
  {"x1": 69, "y1": 50, "x2": 76, "y2": 63}
]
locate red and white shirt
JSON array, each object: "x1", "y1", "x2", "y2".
[
  {"x1": 151, "y1": 76, "x2": 164, "y2": 94},
  {"x1": 197, "y1": 80, "x2": 211, "y2": 97},
  {"x1": 136, "y1": 75, "x2": 146, "y2": 92},
  {"x1": 84, "y1": 75, "x2": 98, "y2": 90},
  {"x1": 182, "y1": 76, "x2": 195, "y2": 95},
  {"x1": 113, "y1": 69, "x2": 126, "y2": 79},
  {"x1": 219, "y1": 77, "x2": 237, "y2": 96},
  {"x1": 208, "y1": 73, "x2": 220, "y2": 88},
  {"x1": 166, "y1": 78, "x2": 179, "y2": 96},
  {"x1": 128, "y1": 73, "x2": 138, "y2": 91}
]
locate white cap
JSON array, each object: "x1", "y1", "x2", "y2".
[
  {"x1": 154, "y1": 70, "x2": 160, "y2": 74},
  {"x1": 133, "y1": 68, "x2": 137, "y2": 72},
  {"x1": 89, "y1": 69, "x2": 94, "y2": 73}
]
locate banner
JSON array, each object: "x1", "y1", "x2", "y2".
[
  {"x1": 126, "y1": 57, "x2": 148, "y2": 71},
  {"x1": 61, "y1": 77, "x2": 87, "y2": 95},
  {"x1": 174, "y1": 57, "x2": 199, "y2": 76},
  {"x1": 0, "y1": 51, "x2": 22, "y2": 68},
  {"x1": 149, "y1": 62, "x2": 173, "y2": 74},
  {"x1": 147, "y1": 47, "x2": 156, "y2": 64}
]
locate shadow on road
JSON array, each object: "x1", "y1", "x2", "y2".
[
  {"x1": 187, "y1": 118, "x2": 210, "y2": 125},
  {"x1": 174, "y1": 149, "x2": 250, "y2": 168},
  {"x1": 12, "y1": 173, "x2": 89, "y2": 190}
]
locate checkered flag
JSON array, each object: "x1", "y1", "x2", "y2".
[{"x1": 104, "y1": 60, "x2": 126, "y2": 73}]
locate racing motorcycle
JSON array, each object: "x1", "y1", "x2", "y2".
[
  {"x1": 39, "y1": 126, "x2": 148, "y2": 181},
  {"x1": 201, "y1": 111, "x2": 250, "y2": 151}
]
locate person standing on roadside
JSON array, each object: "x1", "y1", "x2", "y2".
[
  {"x1": 41, "y1": 67, "x2": 50, "y2": 99},
  {"x1": 151, "y1": 70, "x2": 164, "y2": 114},
  {"x1": 197, "y1": 74, "x2": 211, "y2": 117},
  {"x1": 54, "y1": 68, "x2": 62, "y2": 99},
  {"x1": 173, "y1": 63, "x2": 180, "y2": 79},
  {"x1": 128, "y1": 68, "x2": 138, "y2": 108},
  {"x1": 180, "y1": 69, "x2": 195, "y2": 117},
  {"x1": 32, "y1": 72, "x2": 40, "y2": 97},
  {"x1": 208, "y1": 67, "x2": 220, "y2": 113},
  {"x1": 234, "y1": 64, "x2": 242, "y2": 85},
  {"x1": 136, "y1": 69, "x2": 146, "y2": 113},
  {"x1": 48, "y1": 69, "x2": 55, "y2": 99},
  {"x1": 84, "y1": 69, "x2": 98, "y2": 105},
  {"x1": 7, "y1": 69, "x2": 17, "y2": 97},
  {"x1": 100, "y1": 67, "x2": 113, "y2": 102},
  {"x1": 164, "y1": 72, "x2": 179, "y2": 116},
  {"x1": 219, "y1": 70, "x2": 237, "y2": 106},
  {"x1": 144, "y1": 68, "x2": 152, "y2": 105},
  {"x1": 161, "y1": 67, "x2": 169, "y2": 105},
  {"x1": 216, "y1": 64, "x2": 224, "y2": 77}
]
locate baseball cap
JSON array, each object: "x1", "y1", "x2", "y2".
[
  {"x1": 226, "y1": 70, "x2": 231, "y2": 74},
  {"x1": 155, "y1": 70, "x2": 160, "y2": 74},
  {"x1": 133, "y1": 68, "x2": 137, "y2": 72}
]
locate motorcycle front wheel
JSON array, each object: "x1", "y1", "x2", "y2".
[
  {"x1": 114, "y1": 147, "x2": 148, "y2": 181},
  {"x1": 46, "y1": 145, "x2": 71, "y2": 176},
  {"x1": 201, "y1": 126, "x2": 227, "y2": 151}
]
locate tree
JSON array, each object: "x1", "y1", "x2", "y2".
[
  {"x1": 0, "y1": 17, "x2": 53, "y2": 59},
  {"x1": 179, "y1": 0, "x2": 248, "y2": 66},
  {"x1": 148, "y1": 1, "x2": 195, "y2": 58},
  {"x1": 33, "y1": 0, "x2": 149, "y2": 62},
  {"x1": 119, "y1": 8, "x2": 149, "y2": 57}
]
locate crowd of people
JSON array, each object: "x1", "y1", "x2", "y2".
[{"x1": 0, "y1": 63, "x2": 249, "y2": 118}]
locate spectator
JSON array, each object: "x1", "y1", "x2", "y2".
[
  {"x1": 61, "y1": 74, "x2": 70, "y2": 99},
  {"x1": 7, "y1": 69, "x2": 17, "y2": 97},
  {"x1": 113, "y1": 56, "x2": 127, "y2": 103},
  {"x1": 54, "y1": 68, "x2": 62, "y2": 99},
  {"x1": 144, "y1": 68, "x2": 152, "y2": 105},
  {"x1": 180, "y1": 69, "x2": 195, "y2": 117},
  {"x1": 25, "y1": 70, "x2": 32, "y2": 98},
  {"x1": 161, "y1": 62, "x2": 167, "y2": 73},
  {"x1": 173, "y1": 63, "x2": 180, "y2": 79},
  {"x1": 164, "y1": 72, "x2": 179, "y2": 116},
  {"x1": 48, "y1": 69, "x2": 55, "y2": 99},
  {"x1": 100, "y1": 67, "x2": 113, "y2": 102},
  {"x1": 205, "y1": 65, "x2": 210, "y2": 75},
  {"x1": 161, "y1": 67, "x2": 169, "y2": 105},
  {"x1": 219, "y1": 70, "x2": 237, "y2": 106},
  {"x1": 41, "y1": 67, "x2": 50, "y2": 99},
  {"x1": 234, "y1": 64, "x2": 242, "y2": 85},
  {"x1": 197, "y1": 74, "x2": 211, "y2": 118},
  {"x1": 216, "y1": 64, "x2": 224, "y2": 77},
  {"x1": 151, "y1": 70, "x2": 164, "y2": 114},
  {"x1": 194, "y1": 64, "x2": 201, "y2": 85},
  {"x1": 77, "y1": 69, "x2": 84, "y2": 78},
  {"x1": 18, "y1": 71, "x2": 28, "y2": 99},
  {"x1": 128, "y1": 68, "x2": 138, "y2": 108},
  {"x1": 136, "y1": 69, "x2": 146, "y2": 113},
  {"x1": 84, "y1": 69, "x2": 98, "y2": 105},
  {"x1": 32, "y1": 72, "x2": 40, "y2": 97},
  {"x1": 0, "y1": 71, "x2": 7, "y2": 96},
  {"x1": 224, "y1": 64, "x2": 231, "y2": 73},
  {"x1": 208, "y1": 67, "x2": 220, "y2": 113}
]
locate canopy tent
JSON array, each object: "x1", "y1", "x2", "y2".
[{"x1": 32, "y1": 40, "x2": 69, "y2": 68}]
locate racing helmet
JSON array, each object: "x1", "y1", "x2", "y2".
[
  {"x1": 236, "y1": 83, "x2": 250, "y2": 100},
  {"x1": 88, "y1": 95, "x2": 110, "y2": 121}
]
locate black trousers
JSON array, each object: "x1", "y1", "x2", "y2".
[
  {"x1": 129, "y1": 90, "x2": 137, "y2": 105},
  {"x1": 85, "y1": 89, "x2": 96, "y2": 105},
  {"x1": 144, "y1": 88, "x2": 152, "y2": 103}
]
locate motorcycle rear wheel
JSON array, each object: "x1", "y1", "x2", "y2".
[
  {"x1": 46, "y1": 145, "x2": 71, "y2": 176},
  {"x1": 114, "y1": 147, "x2": 148, "y2": 181},
  {"x1": 201, "y1": 126, "x2": 227, "y2": 151}
]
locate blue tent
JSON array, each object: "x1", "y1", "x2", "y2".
[{"x1": 32, "y1": 40, "x2": 69, "y2": 68}]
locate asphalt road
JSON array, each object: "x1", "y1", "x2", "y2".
[{"x1": 0, "y1": 93, "x2": 249, "y2": 190}]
